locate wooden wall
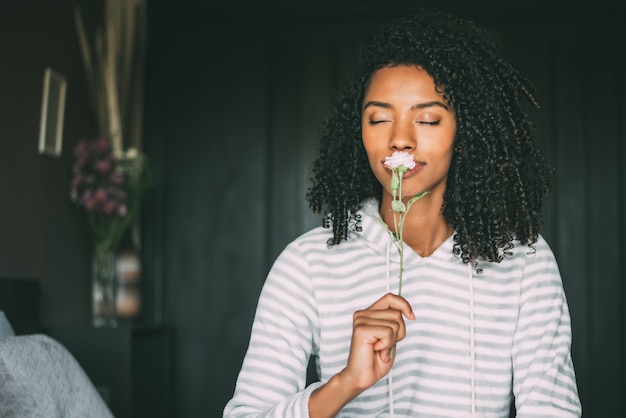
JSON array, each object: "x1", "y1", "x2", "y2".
[{"x1": 143, "y1": 1, "x2": 625, "y2": 416}]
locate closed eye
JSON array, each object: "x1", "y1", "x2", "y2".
[
  {"x1": 418, "y1": 120, "x2": 441, "y2": 126},
  {"x1": 368, "y1": 120, "x2": 389, "y2": 125}
]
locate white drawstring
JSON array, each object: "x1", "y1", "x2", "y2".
[
  {"x1": 385, "y1": 235, "x2": 477, "y2": 417},
  {"x1": 386, "y1": 237, "x2": 392, "y2": 293},
  {"x1": 468, "y1": 262, "x2": 477, "y2": 416},
  {"x1": 386, "y1": 237, "x2": 395, "y2": 417}
]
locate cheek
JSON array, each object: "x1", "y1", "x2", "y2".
[
  {"x1": 361, "y1": 138, "x2": 387, "y2": 182},
  {"x1": 420, "y1": 128, "x2": 455, "y2": 156},
  {"x1": 420, "y1": 140, "x2": 454, "y2": 161},
  {"x1": 361, "y1": 125, "x2": 375, "y2": 146},
  {"x1": 439, "y1": 146, "x2": 455, "y2": 171},
  {"x1": 361, "y1": 131, "x2": 381, "y2": 160},
  {"x1": 365, "y1": 151, "x2": 384, "y2": 180}
]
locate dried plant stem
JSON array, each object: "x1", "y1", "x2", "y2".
[{"x1": 74, "y1": 0, "x2": 147, "y2": 154}]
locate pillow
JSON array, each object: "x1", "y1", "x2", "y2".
[
  {"x1": 0, "y1": 311, "x2": 15, "y2": 338},
  {"x1": 0, "y1": 333, "x2": 114, "y2": 417}
]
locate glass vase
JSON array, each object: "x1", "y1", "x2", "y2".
[{"x1": 92, "y1": 247, "x2": 118, "y2": 327}]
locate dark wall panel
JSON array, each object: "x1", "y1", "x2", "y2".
[
  {"x1": 584, "y1": 23, "x2": 624, "y2": 415},
  {"x1": 148, "y1": 22, "x2": 273, "y2": 416},
  {"x1": 552, "y1": 22, "x2": 592, "y2": 411}
]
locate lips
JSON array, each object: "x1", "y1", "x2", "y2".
[
  {"x1": 383, "y1": 161, "x2": 425, "y2": 179},
  {"x1": 402, "y1": 162, "x2": 425, "y2": 178}
]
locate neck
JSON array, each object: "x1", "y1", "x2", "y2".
[{"x1": 379, "y1": 192, "x2": 453, "y2": 257}]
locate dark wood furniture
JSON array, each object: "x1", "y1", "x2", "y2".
[
  {"x1": 45, "y1": 325, "x2": 174, "y2": 418},
  {"x1": 0, "y1": 277, "x2": 41, "y2": 334}
]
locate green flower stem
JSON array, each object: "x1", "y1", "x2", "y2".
[
  {"x1": 384, "y1": 163, "x2": 430, "y2": 359},
  {"x1": 388, "y1": 166, "x2": 430, "y2": 296},
  {"x1": 397, "y1": 172, "x2": 405, "y2": 295}
]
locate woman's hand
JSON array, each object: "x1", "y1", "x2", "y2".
[
  {"x1": 309, "y1": 293, "x2": 414, "y2": 418},
  {"x1": 340, "y1": 292, "x2": 415, "y2": 391}
]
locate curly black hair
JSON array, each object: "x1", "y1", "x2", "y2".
[{"x1": 306, "y1": 10, "x2": 553, "y2": 263}]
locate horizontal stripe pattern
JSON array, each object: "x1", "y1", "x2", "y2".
[{"x1": 223, "y1": 200, "x2": 581, "y2": 417}]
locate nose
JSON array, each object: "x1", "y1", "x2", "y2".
[{"x1": 389, "y1": 119, "x2": 416, "y2": 151}]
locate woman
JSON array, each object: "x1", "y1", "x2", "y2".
[{"x1": 224, "y1": 10, "x2": 581, "y2": 417}]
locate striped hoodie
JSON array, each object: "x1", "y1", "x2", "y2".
[{"x1": 223, "y1": 199, "x2": 581, "y2": 417}]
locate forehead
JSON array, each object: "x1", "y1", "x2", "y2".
[{"x1": 363, "y1": 65, "x2": 447, "y2": 104}]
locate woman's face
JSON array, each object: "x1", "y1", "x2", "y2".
[{"x1": 361, "y1": 65, "x2": 457, "y2": 201}]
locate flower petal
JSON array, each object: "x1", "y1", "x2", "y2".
[{"x1": 384, "y1": 151, "x2": 416, "y2": 170}]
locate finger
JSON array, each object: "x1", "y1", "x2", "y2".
[
  {"x1": 353, "y1": 317, "x2": 405, "y2": 353},
  {"x1": 352, "y1": 326, "x2": 395, "y2": 365},
  {"x1": 382, "y1": 345, "x2": 396, "y2": 363},
  {"x1": 367, "y1": 293, "x2": 415, "y2": 320},
  {"x1": 353, "y1": 311, "x2": 407, "y2": 342}
]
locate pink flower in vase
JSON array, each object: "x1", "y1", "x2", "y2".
[
  {"x1": 93, "y1": 188, "x2": 108, "y2": 203},
  {"x1": 92, "y1": 137, "x2": 111, "y2": 154},
  {"x1": 95, "y1": 157, "x2": 114, "y2": 176}
]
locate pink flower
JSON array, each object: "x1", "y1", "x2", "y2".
[
  {"x1": 83, "y1": 191, "x2": 97, "y2": 210},
  {"x1": 92, "y1": 137, "x2": 111, "y2": 154},
  {"x1": 384, "y1": 151, "x2": 416, "y2": 170},
  {"x1": 95, "y1": 157, "x2": 113, "y2": 175},
  {"x1": 94, "y1": 188, "x2": 107, "y2": 203},
  {"x1": 70, "y1": 136, "x2": 147, "y2": 250}
]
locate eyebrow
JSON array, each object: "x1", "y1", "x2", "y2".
[{"x1": 362, "y1": 100, "x2": 449, "y2": 111}]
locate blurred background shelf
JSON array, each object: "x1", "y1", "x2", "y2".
[{"x1": 45, "y1": 324, "x2": 174, "y2": 418}]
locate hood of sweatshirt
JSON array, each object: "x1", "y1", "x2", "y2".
[
  {"x1": 356, "y1": 198, "x2": 458, "y2": 266},
  {"x1": 355, "y1": 198, "x2": 482, "y2": 417}
]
